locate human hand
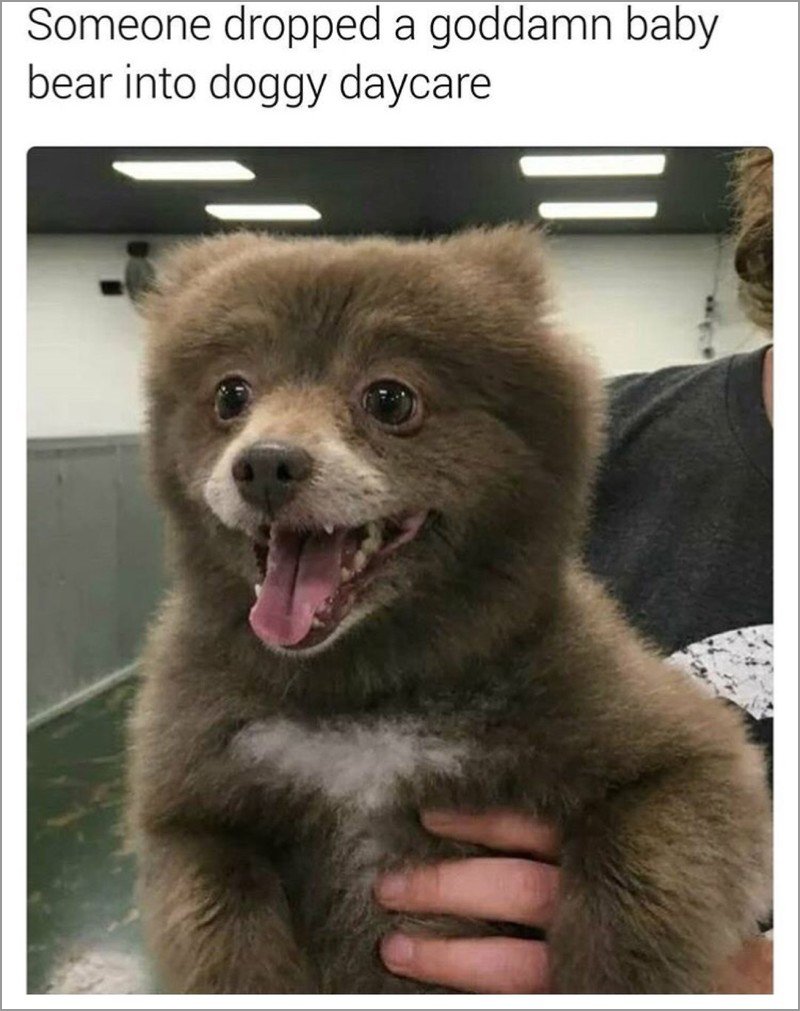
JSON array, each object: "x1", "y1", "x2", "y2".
[
  {"x1": 375, "y1": 810, "x2": 559, "y2": 993},
  {"x1": 375, "y1": 809, "x2": 773, "y2": 994},
  {"x1": 713, "y1": 936, "x2": 773, "y2": 994}
]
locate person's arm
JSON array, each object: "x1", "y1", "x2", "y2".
[{"x1": 375, "y1": 810, "x2": 772, "y2": 994}]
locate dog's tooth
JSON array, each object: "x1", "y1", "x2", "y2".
[
  {"x1": 254, "y1": 583, "x2": 262, "y2": 596},
  {"x1": 354, "y1": 550, "x2": 367, "y2": 572},
  {"x1": 323, "y1": 522, "x2": 334, "y2": 536},
  {"x1": 363, "y1": 522, "x2": 382, "y2": 554},
  {"x1": 340, "y1": 567, "x2": 352, "y2": 581},
  {"x1": 311, "y1": 616, "x2": 323, "y2": 629}
]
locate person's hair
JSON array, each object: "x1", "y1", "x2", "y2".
[{"x1": 732, "y1": 148, "x2": 773, "y2": 331}]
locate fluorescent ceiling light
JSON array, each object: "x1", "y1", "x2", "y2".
[
  {"x1": 205, "y1": 203, "x2": 321, "y2": 222},
  {"x1": 521, "y1": 154, "x2": 666, "y2": 177},
  {"x1": 538, "y1": 201, "x2": 658, "y2": 220},
  {"x1": 113, "y1": 160, "x2": 254, "y2": 181}
]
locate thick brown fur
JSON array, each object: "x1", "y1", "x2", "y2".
[{"x1": 128, "y1": 226, "x2": 771, "y2": 994}]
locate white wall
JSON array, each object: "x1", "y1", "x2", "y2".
[
  {"x1": 28, "y1": 233, "x2": 764, "y2": 438},
  {"x1": 27, "y1": 235, "x2": 152, "y2": 438},
  {"x1": 548, "y1": 234, "x2": 762, "y2": 376}
]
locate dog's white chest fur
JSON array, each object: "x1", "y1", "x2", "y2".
[{"x1": 233, "y1": 717, "x2": 465, "y2": 812}]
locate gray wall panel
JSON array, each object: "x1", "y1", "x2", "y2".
[
  {"x1": 27, "y1": 436, "x2": 164, "y2": 719},
  {"x1": 27, "y1": 453, "x2": 70, "y2": 716},
  {"x1": 60, "y1": 445, "x2": 119, "y2": 693},
  {"x1": 116, "y1": 443, "x2": 164, "y2": 661}
]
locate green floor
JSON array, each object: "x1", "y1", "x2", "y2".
[{"x1": 27, "y1": 678, "x2": 157, "y2": 994}]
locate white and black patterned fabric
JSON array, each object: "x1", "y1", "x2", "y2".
[{"x1": 668, "y1": 624, "x2": 773, "y2": 721}]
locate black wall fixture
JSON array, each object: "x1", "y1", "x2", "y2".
[{"x1": 124, "y1": 240, "x2": 156, "y2": 307}]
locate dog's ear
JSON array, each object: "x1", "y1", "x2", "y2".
[
  {"x1": 442, "y1": 225, "x2": 549, "y2": 305},
  {"x1": 148, "y1": 233, "x2": 265, "y2": 304}
]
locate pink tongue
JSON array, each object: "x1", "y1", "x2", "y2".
[{"x1": 249, "y1": 528, "x2": 347, "y2": 647}]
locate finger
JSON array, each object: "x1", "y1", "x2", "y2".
[
  {"x1": 375, "y1": 857, "x2": 559, "y2": 928},
  {"x1": 713, "y1": 938, "x2": 773, "y2": 994},
  {"x1": 421, "y1": 809, "x2": 560, "y2": 861},
  {"x1": 380, "y1": 933, "x2": 551, "y2": 994}
]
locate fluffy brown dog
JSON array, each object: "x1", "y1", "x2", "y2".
[{"x1": 128, "y1": 227, "x2": 770, "y2": 994}]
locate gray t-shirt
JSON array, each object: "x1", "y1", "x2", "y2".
[{"x1": 586, "y1": 347, "x2": 773, "y2": 783}]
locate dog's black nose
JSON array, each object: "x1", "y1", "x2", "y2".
[{"x1": 231, "y1": 442, "x2": 313, "y2": 514}]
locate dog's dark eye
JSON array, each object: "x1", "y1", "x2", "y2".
[
  {"x1": 215, "y1": 376, "x2": 252, "y2": 421},
  {"x1": 361, "y1": 380, "x2": 418, "y2": 429}
]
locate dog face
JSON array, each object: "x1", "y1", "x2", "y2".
[{"x1": 145, "y1": 228, "x2": 599, "y2": 656}]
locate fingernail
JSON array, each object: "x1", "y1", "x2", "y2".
[
  {"x1": 381, "y1": 933, "x2": 414, "y2": 968},
  {"x1": 422, "y1": 810, "x2": 456, "y2": 830},
  {"x1": 376, "y1": 872, "x2": 407, "y2": 902}
]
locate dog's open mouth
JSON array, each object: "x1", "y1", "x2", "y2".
[{"x1": 248, "y1": 512, "x2": 428, "y2": 650}]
